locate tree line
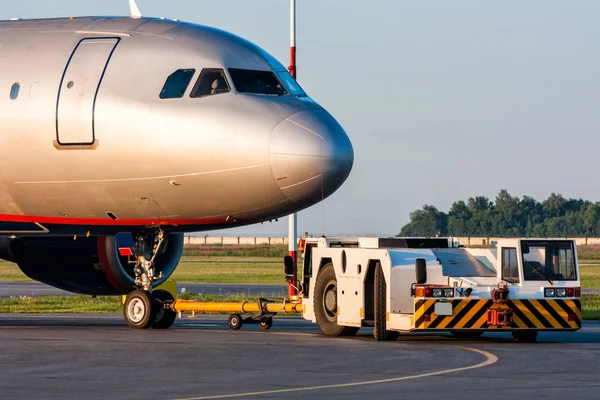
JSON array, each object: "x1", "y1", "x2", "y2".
[{"x1": 399, "y1": 190, "x2": 600, "y2": 237}]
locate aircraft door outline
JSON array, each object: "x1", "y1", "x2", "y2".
[{"x1": 55, "y1": 37, "x2": 120, "y2": 146}]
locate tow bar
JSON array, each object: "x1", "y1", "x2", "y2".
[{"x1": 166, "y1": 297, "x2": 302, "y2": 331}]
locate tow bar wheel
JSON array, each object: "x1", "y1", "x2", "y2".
[
  {"x1": 228, "y1": 314, "x2": 243, "y2": 330},
  {"x1": 124, "y1": 290, "x2": 154, "y2": 329}
]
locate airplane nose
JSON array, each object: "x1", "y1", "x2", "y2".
[{"x1": 270, "y1": 110, "x2": 354, "y2": 206}]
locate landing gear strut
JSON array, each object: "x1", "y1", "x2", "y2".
[
  {"x1": 132, "y1": 230, "x2": 166, "y2": 291},
  {"x1": 122, "y1": 230, "x2": 176, "y2": 329}
]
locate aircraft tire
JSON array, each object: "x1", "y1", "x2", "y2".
[
  {"x1": 314, "y1": 263, "x2": 359, "y2": 337},
  {"x1": 124, "y1": 290, "x2": 155, "y2": 329},
  {"x1": 151, "y1": 290, "x2": 177, "y2": 329},
  {"x1": 374, "y1": 262, "x2": 398, "y2": 341}
]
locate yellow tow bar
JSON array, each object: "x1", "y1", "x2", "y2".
[
  {"x1": 168, "y1": 298, "x2": 302, "y2": 331},
  {"x1": 170, "y1": 300, "x2": 302, "y2": 314}
]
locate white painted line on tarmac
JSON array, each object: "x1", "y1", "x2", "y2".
[{"x1": 170, "y1": 345, "x2": 498, "y2": 400}]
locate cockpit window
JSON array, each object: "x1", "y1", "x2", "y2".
[
  {"x1": 159, "y1": 69, "x2": 195, "y2": 99},
  {"x1": 190, "y1": 69, "x2": 230, "y2": 98},
  {"x1": 275, "y1": 70, "x2": 307, "y2": 97},
  {"x1": 228, "y1": 68, "x2": 287, "y2": 96}
]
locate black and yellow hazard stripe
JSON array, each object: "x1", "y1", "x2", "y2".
[
  {"x1": 413, "y1": 299, "x2": 581, "y2": 330},
  {"x1": 414, "y1": 299, "x2": 492, "y2": 329},
  {"x1": 509, "y1": 299, "x2": 580, "y2": 330}
]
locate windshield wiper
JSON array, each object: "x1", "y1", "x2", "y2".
[{"x1": 524, "y1": 259, "x2": 553, "y2": 285}]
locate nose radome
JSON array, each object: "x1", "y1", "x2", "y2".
[{"x1": 270, "y1": 110, "x2": 354, "y2": 206}]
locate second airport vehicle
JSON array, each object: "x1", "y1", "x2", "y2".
[{"x1": 0, "y1": 16, "x2": 353, "y2": 328}]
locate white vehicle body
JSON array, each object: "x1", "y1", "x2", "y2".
[{"x1": 299, "y1": 237, "x2": 581, "y2": 340}]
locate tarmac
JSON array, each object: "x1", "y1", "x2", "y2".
[{"x1": 0, "y1": 313, "x2": 599, "y2": 400}]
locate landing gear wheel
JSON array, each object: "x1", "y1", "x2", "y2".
[
  {"x1": 259, "y1": 317, "x2": 273, "y2": 331},
  {"x1": 512, "y1": 331, "x2": 538, "y2": 342},
  {"x1": 374, "y1": 262, "x2": 398, "y2": 341},
  {"x1": 314, "y1": 263, "x2": 359, "y2": 337},
  {"x1": 451, "y1": 331, "x2": 484, "y2": 339},
  {"x1": 151, "y1": 290, "x2": 177, "y2": 329},
  {"x1": 228, "y1": 314, "x2": 243, "y2": 330},
  {"x1": 124, "y1": 290, "x2": 155, "y2": 329}
]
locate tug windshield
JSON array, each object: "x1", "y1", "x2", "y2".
[{"x1": 522, "y1": 240, "x2": 576, "y2": 281}]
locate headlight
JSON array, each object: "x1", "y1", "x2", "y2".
[
  {"x1": 443, "y1": 288, "x2": 454, "y2": 297},
  {"x1": 432, "y1": 288, "x2": 442, "y2": 297},
  {"x1": 556, "y1": 288, "x2": 567, "y2": 297},
  {"x1": 544, "y1": 288, "x2": 555, "y2": 297}
]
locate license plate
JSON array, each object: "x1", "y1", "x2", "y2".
[{"x1": 434, "y1": 302, "x2": 453, "y2": 316}]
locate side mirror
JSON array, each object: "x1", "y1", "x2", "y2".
[
  {"x1": 284, "y1": 256, "x2": 294, "y2": 279},
  {"x1": 415, "y1": 258, "x2": 427, "y2": 284}
]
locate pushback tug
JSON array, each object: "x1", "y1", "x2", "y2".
[
  {"x1": 164, "y1": 236, "x2": 581, "y2": 342},
  {"x1": 290, "y1": 236, "x2": 581, "y2": 341}
]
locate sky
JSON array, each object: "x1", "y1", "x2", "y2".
[{"x1": 2, "y1": 1, "x2": 600, "y2": 237}]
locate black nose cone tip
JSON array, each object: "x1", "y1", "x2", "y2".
[{"x1": 271, "y1": 110, "x2": 354, "y2": 207}]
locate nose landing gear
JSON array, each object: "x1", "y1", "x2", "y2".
[{"x1": 122, "y1": 230, "x2": 177, "y2": 329}]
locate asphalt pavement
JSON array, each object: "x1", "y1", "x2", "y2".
[{"x1": 0, "y1": 314, "x2": 599, "y2": 400}]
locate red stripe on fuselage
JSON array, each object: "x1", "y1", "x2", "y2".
[{"x1": 0, "y1": 213, "x2": 237, "y2": 226}]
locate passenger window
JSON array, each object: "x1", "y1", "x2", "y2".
[
  {"x1": 190, "y1": 69, "x2": 230, "y2": 98},
  {"x1": 159, "y1": 69, "x2": 195, "y2": 99},
  {"x1": 502, "y1": 247, "x2": 519, "y2": 283},
  {"x1": 10, "y1": 83, "x2": 20, "y2": 100}
]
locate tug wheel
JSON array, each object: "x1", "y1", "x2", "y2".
[
  {"x1": 314, "y1": 263, "x2": 359, "y2": 337},
  {"x1": 374, "y1": 262, "x2": 399, "y2": 341},
  {"x1": 259, "y1": 317, "x2": 273, "y2": 331},
  {"x1": 512, "y1": 331, "x2": 538, "y2": 342},
  {"x1": 124, "y1": 290, "x2": 155, "y2": 329},
  {"x1": 151, "y1": 290, "x2": 177, "y2": 329},
  {"x1": 451, "y1": 331, "x2": 484, "y2": 339},
  {"x1": 228, "y1": 314, "x2": 243, "y2": 330}
]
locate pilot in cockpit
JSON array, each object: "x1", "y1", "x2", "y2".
[{"x1": 211, "y1": 77, "x2": 226, "y2": 95}]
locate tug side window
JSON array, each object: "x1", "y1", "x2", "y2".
[
  {"x1": 502, "y1": 247, "x2": 519, "y2": 283},
  {"x1": 159, "y1": 69, "x2": 195, "y2": 99}
]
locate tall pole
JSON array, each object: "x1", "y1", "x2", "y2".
[{"x1": 287, "y1": 0, "x2": 298, "y2": 299}]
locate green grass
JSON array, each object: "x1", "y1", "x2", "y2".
[
  {"x1": 580, "y1": 265, "x2": 600, "y2": 289},
  {"x1": 0, "y1": 256, "x2": 285, "y2": 284},
  {"x1": 582, "y1": 295, "x2": 600, "y2": 320},
  {"x1": 0, "y1": 260, "x2": 31, "y2": 282},
  {"x1": 172, "y1": 259, "x2": 284, "y2": 284},
  {"x1": 0, "y1": 296, "x2": 122, "y2": 313},
  {"x1": 574, "y1": 245, "x2": 600, "y2": 260},
  {"x1": 183, "y1": 244, "x2": 287, "y2": 258}
]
